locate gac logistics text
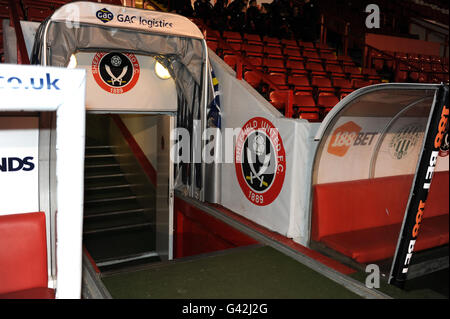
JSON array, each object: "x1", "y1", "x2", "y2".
[{"x1": 117, "y1": 14, "x2": 173, "y2": 28}]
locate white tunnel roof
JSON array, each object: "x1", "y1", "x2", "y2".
[{"x1": 50, "y1": 1, "x2": 204, "y2": 39}]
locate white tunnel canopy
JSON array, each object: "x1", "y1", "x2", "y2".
[{"x1": 30, "y1": 1, "x2": 216, "y2": 200}]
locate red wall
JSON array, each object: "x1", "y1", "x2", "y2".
[
  {"x1": 366, "y1": 33, "x2": 441, "y2": 56},
  {"x1": 174, "y1": 197, "x2": 258, "y2": 258}
]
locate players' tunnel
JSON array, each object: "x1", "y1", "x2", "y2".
[{"x1": 29, "y1": 2, "x2": 221, "y2": 270}]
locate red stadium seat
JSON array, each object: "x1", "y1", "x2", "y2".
[
  {"x1": 242, "y1": 44, "x2": 263, "y2": 57},
  {"x1": 343, "y1": 65, "x2": 361, "y2": 75},
  {"x1": 294, "y1": 92, "x2": 316, "y2": 108},
  {"x1": 243, "y1": 33, "x2": 262, "y2": 45},
  {"x1": 286, "y1": 59, "x2": 305, "y2": 71},
  {"x1": 223, "y1": 31, "x2": 242, "y2": 42},
  {"x1": 223, "y1": 42, "x2": 241, "y2": 55},
  {"x1": 244, "y1": 71, "x2": 262, "y2": 89},
  {"x1": 263, "y1": 58, "x2": 285, "y2": 73},
  {"x1": 311, "y1": 76, "x2": 334, "y2": 93},
  {"x1": 205, "y1": 30, "x2": 219, "y2": 42},
  {"x1": 244, "y1": 56, "x2": 263, "y2": 71},
  {"x1": 315, "y1": 43, "x2": 334, "y2": 54},
  {"x1": 281, "y1": 39, "x2": 298, "y2": 48},
  {"x1": 0, "y1": 212, "x2": 54, "y2": 299},
  {"x1": 325, "y1": 64, "x2": 345, "y2": 77},
  {"x1": 298, "y1": 110, "x2": 320, "y2": 121},
  {"x1": 320, "y1": 51, "x2": 337, "y2": 61},
  {"x1": 207, "y1": 40, "x2": 219, "y2": 53},
  {"x1": 264, "y1": 46, "x2": 283, "y2": 57},
  {"x1": 351, "y1": 78, "x2": 371, "y2": 89},
  {"x1": 288, "y1": 75, "x2": 310, "y2": 87},
  {"x1": 305, "y1": 62, "x2": 326, "y2": 76},
  {"x1": 269, "y1": 90, "x2": 290, "y2": 110},
  {"x1": 303, "y1": 49, "x2": 320, "y2": 60},
  {"x1": 224, "y1": 54, "x2": 238, "y2": 69},
  {"x1": 283, "y1": 47, "x2": 301, "y2": 58},
  {"x1": 317, "y1": 93, "x2": 339, "y2": 110},
  {"x1": 337, "y1": 55, "x2": 354, "y2": 65},
  {"x1": 289, "y1": 75, "x2": 313, "y2": 93},
  {"x1": 298, "y1": 41, "x2": 315, "y2": 49},
  {"x1": 267, "y1": 73, "x2": 288, "y2": 90},
  {"x1": 263, "y1": 36, "x2": 281, "y2": 47},
  {"x1": 333, "y1": 78, "x2": 352, "y2": 89}
]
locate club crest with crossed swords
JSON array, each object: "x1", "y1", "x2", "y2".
[
  {"x1": 99, "y1": 52, "x2": 133, "y2": 87},
  {"x1": 242, "y1": 132, "x2": 276, "y2": 192}
]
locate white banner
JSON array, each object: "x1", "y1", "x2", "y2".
[
  {"x1": 0, "y1": 117, "x2": 39, "y2": 215},
  {"x1": 210, "y1": 52, "x2": 318, "y2": 242}
]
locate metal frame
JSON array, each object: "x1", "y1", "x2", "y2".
[{"x1": 0, "y1": 64, "x2": 86, "y2": 298}]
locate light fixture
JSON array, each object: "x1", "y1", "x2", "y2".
[
  {"x1": 154, "y1": 61, "x2": 171, "y2": 80},
  {"x1": 67, "y1": 54, "x2": 77, "y2": 69}
]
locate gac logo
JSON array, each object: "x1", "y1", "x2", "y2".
[
  {"x1": 328, "y1": 121, "x2": 362, "y2": 157},
  {"x1": 96, "y1": 8, "x2": 113, "y2": 23}
]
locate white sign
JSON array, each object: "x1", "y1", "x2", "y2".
[
  {"x1": 75, "y1": 52, "x2": 177, "y2": 112},
  {"x1": 51, "y1": 2, "x2": 204, "y2": 39},
  {"x1": 0, "y1": 117, "x2": 39, "y2": 215}
]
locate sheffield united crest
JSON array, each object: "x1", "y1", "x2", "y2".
[
  {"x1": 235, "y1": 117, "x2": 286, "y2": 206},
  {"x1": 92, "y1": 52, "x2": 140, "y2": 94}
]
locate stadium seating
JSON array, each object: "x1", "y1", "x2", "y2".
[{"x1": 200, "y1": 26, "x2": 393, "y2": 122}]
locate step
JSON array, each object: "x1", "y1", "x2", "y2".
[
  {"x1": 84, "y1": 198, "x2": 147, "y2": 216},
  {"x1": 83, "y1": 227, "x2": 156, "y2": 263},
  {"x1": 95, "y1": 251, "x2": 159, "y2": 268},
  {"x1": 85, "y1": 183, "x2": 143, "y2": 192},
  {"x1": 85, "y1": 145, "x2": 119, "y2": 156},
  {"x1": 83, "y1": 209, "x2": 154, "y2": 230},
  {"x1": 84, "y1": 156, "x2": 123, "y2": 169},
  {"x1": 85, "y1": 163, "x2": 122, "y2": 169},
  {"x1": 84, "y1": 194, "x2": 141, "y2": 205},
  {"x1": 83, "y1": 222, "x2": 155, "y2": 235},
  {"x1": 85, "y1": 153, "x2": 122, "y2": 159},
  {"x1": 84, "y1": 175, "x2": 131, "y2": 189},
  {"x1": 84, "y1": 207, "x2": 154, "y2": 219},
  {"x1": 84, "y1": 172, "x2": 140, "y2": 180}
]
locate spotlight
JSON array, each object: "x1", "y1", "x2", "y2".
[
  {"x1": 155, "y1": 61, "x2": 171, "y2": 80},
  {"x1": 67, "y1": 54, "x2": 77, "y2": 68}
]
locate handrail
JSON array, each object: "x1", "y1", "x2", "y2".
[
  {"x1": 7, "y1": 0, "x2": 30, "y2": 64},
  {"x1": 364, "y1": 44, "x2": 448, "y2": 82}
]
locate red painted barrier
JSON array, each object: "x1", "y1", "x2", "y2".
[{"x1": 174, "y1": 197, "x2": 258, "y2": 258}]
